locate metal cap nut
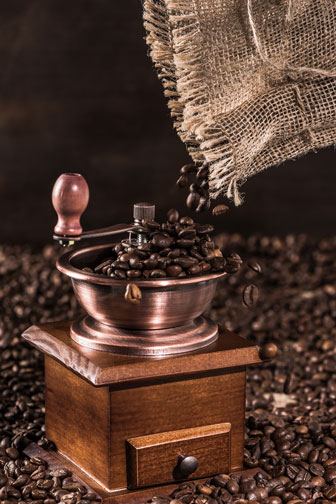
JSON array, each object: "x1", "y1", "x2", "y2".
[
  {"x1": 178, "y1": 454, "x2": 199, "y2": 476},
  {"x1": 133, "y1": 202, "x2": 155, "y2": 222}
]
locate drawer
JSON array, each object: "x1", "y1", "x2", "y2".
[{"x1": 126, "y1": 423, "x2": 231, "y2": 489}]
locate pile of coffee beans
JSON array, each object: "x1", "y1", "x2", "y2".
[
  {"x1": 1, "y1": 234, "x2": 336, "y2": 504},
  {"x1": 176, "y1": 162, "x2": 229, "y2": 216},
  {"x1": 83, "y1": 209, "x2": 242, "y2": 280}
]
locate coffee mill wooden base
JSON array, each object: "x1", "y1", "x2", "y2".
[{"x1": 22, "y1": 320, "x2": 266, "y2": 503}]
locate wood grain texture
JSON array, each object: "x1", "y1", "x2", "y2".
[
  {"x1": 24, "y1": 443, "x2": 268, "y2": 504},
  {"x1": 126, "y1": 423, "x2": 231, "y2": 488},
  {"x1": 109, "y1": 371, "x2": 246, "y2": 489},
  {"x1": 45, "y1": 357, "x2": 111, "y2": 489},
  {"x1": 22, "y1": 321, "x2": 263, "y2": 386},
  {"x1": 44, "y1": 355, "x2": 245, "y2": 490}
]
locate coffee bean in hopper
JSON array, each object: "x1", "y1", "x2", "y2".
[
  {"x1": 83, "y1": 211, "x2": 241, "y2": 279},
  {"x1": 152, "y1": 234, "x2": 174, "y2": 249},
  {"x1": 167, "y1": 208, "x2": 179, "y2": 224}
]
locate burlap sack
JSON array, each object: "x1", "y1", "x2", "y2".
[{"x1": 143, "y1": 0, "x2": 336, "y2": 205}]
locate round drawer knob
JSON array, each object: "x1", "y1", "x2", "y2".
[{"x1": 178, "y1": 454, "x2": 199, "y2": 476}]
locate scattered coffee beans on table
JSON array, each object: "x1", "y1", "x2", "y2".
[
  {"x1": 1, "y1": 234, "x2": 336, "y2": 504},
  {"x1": 83, "y1": 210, "x2": 242, "y2": 280}
]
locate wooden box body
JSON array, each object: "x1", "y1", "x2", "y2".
[
  {"x1": 45, "y1": 357, "x2": 246, "y2": 490},
  {"x1": 23, "y1": 321, "x2": 263, "y2": 493}
]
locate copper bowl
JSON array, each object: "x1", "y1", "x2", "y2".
[{"x1": 57, "y1": 243, "x2": 226, "y2": 331}]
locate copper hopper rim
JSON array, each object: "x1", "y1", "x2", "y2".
[{"x1": 57, "y1": 243, "x2": 226, "y2": 287}]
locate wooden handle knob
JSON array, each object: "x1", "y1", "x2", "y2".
[{"x1": 52, "y1": 173, "x2": 89, "y2": 237}]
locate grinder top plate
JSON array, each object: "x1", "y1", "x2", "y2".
[{"x1": 22, "y1": 320, "x2": 263, "y2": 387}]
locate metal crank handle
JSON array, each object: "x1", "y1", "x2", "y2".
[{"x1": 51, "y1": 173, "x2": 154, "y2": 246}]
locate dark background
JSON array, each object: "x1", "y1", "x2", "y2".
[{"x1": 0, "y1": 0, "x2": 335, "y2": 245}]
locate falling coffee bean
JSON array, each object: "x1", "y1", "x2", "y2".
[
  {"x1": 242, "y1": 284, "x2": 259, "y2": 307},
  {"x1": 176, "y1": 175, "x2": 189, "y2": 188},
  {"x1": 180, "y1": 163, "x2": 197, "y2": 174},
  {"x1": 248, "y1": 260, "x2": 262, "y2": 273},
  {"x1": 124, "y1": 283, "x2": 142, "y2": 304},
  {"x1": 212, "y1": 204, "x2": 229, "y2": 216},
  {"x1": 186, "y1": 192, "x2": 200, "y2": 210}
]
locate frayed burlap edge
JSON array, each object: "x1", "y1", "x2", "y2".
[{"x1": 143, "y1": 0, "x2": 336, "y2": 206}]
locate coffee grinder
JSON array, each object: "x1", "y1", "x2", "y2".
[{"x1": 23, "y1": 173, "x2": 275, "y2": 503}]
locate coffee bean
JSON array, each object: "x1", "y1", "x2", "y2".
[
  {"x1": 176, "y1": 175, "x2": 189, "y2": 188},
  {"x1": 196, "y1": 164, "x2": 209, "y2": 180},
  {"x1": 189, "y1": 183, "x2": 200, "y2": 193},
  {"x1": 157, "y1": 257, "x2": 172, "y2": 269},
  {"x1": 179, "y1": 216, "x2": 194, "y2": 226},
  {"x1": 144, "y1": 258, "x2": 158, "y2": 269},
  {"x1": 324, "y1": 467, "x2": 336, "y2": 482},
  {"x1": 152, "y1": 234, "x2": 174, "y2": 249},
  {"x1": 6, "y1": 447, "x2": 19, "y2": 460},
  {"x1": 174, "y1": 256, "x2": 198, "y2": 268},
  {"x1": 196, "y1": 197, "x2": 211, "y2": 213},
  {"x1": 211, "y1": 257, "x2": 225, "y2": 271},
  {"x1": 37, "y1": 478, "x2": 53, "y2": 489},
  {"x1": 187, "y1": 265, "x2": 202, "y2": 275},
  {"x1": 111, "y1": 260, "x2": 129, "y2": 270},
  {"x1": 124, "y1": 283, "x2": 142, "y2": 304},
  {"x1": 248, "y1": 260, "x2": 262, "y2": 273},
  {"x1": 196, "y1": 484, "x2": 212, "y2": 496},
  {"x1": 324, "y1": 485, "x2": 336, "y2": 499},
  {"x1": 310, "y1": 463, "x2": 325, "y2": 476},
  {"x1": 176, "y1": 239, "x2": 195, "y2": 248},
  {"x1": 242, "y1": 284, "x2": 259, "y2": 307},
  {"x1": 311, "y1": 476, "x2": 325, "y2": 487},
  {"x1": 126, "y1": 269, "x2": 142, "y2": 279},
  {"x1": 284, "y1": 373, "x2": 295, "y2": 394},
  {"x1": 166, "y1": 265, "x2": 182, "y2": 277},
  {"x1": 129, "y1": 257, "x2": 143, "y2": 269},
  {"x1": 226, "y1": 479, "x2": 240, "y2": 494},
  {"x1": 196, "y1": 224, "x2": 214, "y2": 235},
  {"x1": 31, "y1": 488, "x2": 48, "y2": 499},
  {"x1": 167, "y1": 208, "x2": 179, "y2": 224},
  {"x1": 178, "y1": 227, "x2": 196, "y2": 239},
  {"x1": 142, "y1": 219, "x2": 161, "y2": 230},
  {"x1": 94, "y1": 259, "x2": 113, "y2": 272},
  {"x1": 212, "y1": 204, "x2": 229, "y2": 216},
  {"x1": 227, "y1": 252, "x2": 243, "y2": 264},
  {"x1": 266, "y1": 498, "x2": 282, "y2": 504},
  {"x1": 114, "y1": 269, "x2": 126, "y2": 279},
  {"x1": 212, "y1": 474, "x2": 230, "y2": 487},
  {"x1": 150, "y1": 269, "x2": 167, "y2": 278},
  {"x1": 200, "y1": 261, "x2": 212, "y2": 272},
  {"x1": 323, "y1": 437, "x2": 336, "y2": 449},
  {"x1": 180, "y1": 163, "x2": 197, "y2": 174},
  {"x1": 186, "y1": 192, "x2": 200, "y2": 210}
]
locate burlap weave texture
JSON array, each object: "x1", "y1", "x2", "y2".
[{"x1": 143, "y1": 0, "x2": 336, "y2": 205}]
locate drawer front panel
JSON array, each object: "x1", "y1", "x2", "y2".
[{"x1": 126, "y1": 423, "x2": 231, "y2": 489}]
